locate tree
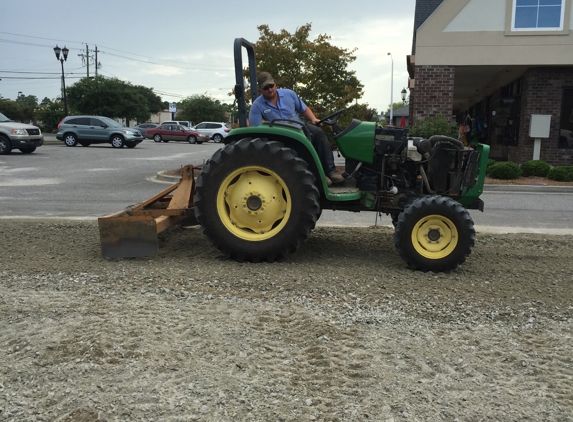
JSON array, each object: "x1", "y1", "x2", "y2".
[
  {"x1": 133, "y1": 85, "x2": 164, "y2": 116},
  {"x1": 177, "y1": 94, "x2": 227, "y2": 123},
  {"x1": 409, "y1": 113, "x2": 459, "y2": 139},
  {"x1": 0, "y1": 98, "x2": 35, "y2": 123},
  {"x1": 67, "y1": 76, "x2": 162, "y2": 123},
  {"x1": 16, "y1": 95, "x2": 38, "y2": 107},
  {"x1": 249, "y1": 24, "x2": 364, "y2": 116},
  {"x1": 385, "y1": 101, "x2": 407, "y2": 115},
  {"x1": 34, "y1": 98, "x2": 66, "y2": 132}
]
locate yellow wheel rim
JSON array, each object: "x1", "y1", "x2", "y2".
[
  {"x1": 216, "y1": 166, "x2": 292, "y2": 241},
  {"x1": 411, "y1": 214, "x2": 458, "y2": 259}
]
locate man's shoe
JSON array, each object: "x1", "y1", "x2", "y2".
[
  {"x1": 325, "y1": 176, "x2": 332, "y2": 187},
  {"x1": 328, "y1": 171, "x2": 345, "y2": 184}
]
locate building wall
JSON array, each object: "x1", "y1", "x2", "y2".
[
  {"x1": 514, "y1": 68, "x2": 573, "y2": 165},
  {"x1": 415, "y1": 0, "x2": 573, "y2": 66},
  {"x1": 409, "y1": 65, "x2": 455, "y2": 126}
]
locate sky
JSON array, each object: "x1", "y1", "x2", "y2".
[{"x1": 0, "y1": 0, "x2": 416, "y2": 115}]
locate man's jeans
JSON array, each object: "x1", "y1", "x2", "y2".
[{"x1": 305, "y1": 124, "x2": 336, "y2": 175}]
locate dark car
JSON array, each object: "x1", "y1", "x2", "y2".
[
  {"x1": 145, "y1": 123, "x2": 209, "y2": 144},
  {"x1": 133, "y1": 123, "x2": 159, "y2": 138},
  {"x1": 56, "y1": 116, "x2": 144, "y2": 148}
]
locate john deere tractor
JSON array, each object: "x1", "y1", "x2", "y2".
[{"x1": 193, "y1": 39, "x2": 489, "y2": 272}]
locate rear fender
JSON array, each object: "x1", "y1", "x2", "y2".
[{"x1": 225, "y1": 126, "x2": 330, "y2": 190}]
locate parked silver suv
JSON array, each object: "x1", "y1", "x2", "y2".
[
  {"x1": 192, "y1": 122, "x2": 231, "y2": 143},
  {"x1": 0, "y1": 112, "x2": 43, "y2": 155},
  {"x1": 56, "y1": 115, "x2": 143, "y2": 148}
]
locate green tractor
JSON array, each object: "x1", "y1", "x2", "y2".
[{"x1": 193, "y1": 39, "x2": 490, "y2": 272}]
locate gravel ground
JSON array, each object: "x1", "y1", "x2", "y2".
[{"x1": 1, "y1": 219, "x2": 572, "y2": 421}]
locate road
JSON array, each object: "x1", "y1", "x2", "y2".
[{"x1": 1, "y1": 140, "x2": 572, "y2": 232}]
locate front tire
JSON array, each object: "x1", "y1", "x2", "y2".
[
  {"x1": 194, "y1": 138, "x2": 320, "y2": 262},
  {"x1": 63, "y1": 133, "x2": 78, "y2": 147},
  {"x1": 394, "y1": 196, "x2": 475, "y2": 272},
  {"x1": 111, "y1": 135, "x2": 124, "y2": 148},
  {"x1": 19, "y1": 147, "x2": 36, "y2": 154},
  {"x1": 188, "y1": 135, "x2": 197, "y2": 144},
  {"x1": 153, "y1": 134, "x2": 162, "y2": 143},
  {"x1": 0, "y1": 136, "x2": 13, "y2": 154},
  {"x1": 213, "y1": 133, "x2": 223, "y2": 143}
]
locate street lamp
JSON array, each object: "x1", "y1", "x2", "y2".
[
  {"x1": 387, "y1": 52, "x2": 393, "y2": 125},
  {"x1": 401, "y1": 88, "x2": 407, "y2": 103},
  {"x1": 54, "y1": 45, "x2": 69, "y2": 116},
  {"x1": 17, "y1": 91, "x2": 22, "y2": 100}
]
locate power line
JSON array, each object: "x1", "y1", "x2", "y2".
[{"x1": 0, "y1": 32, "x2": 229, "y2": 71}]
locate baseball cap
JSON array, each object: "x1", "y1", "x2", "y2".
[{"x1": 257, "y1": 72, "x2": 275, "y2": 88}]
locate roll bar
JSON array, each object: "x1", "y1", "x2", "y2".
[{"x1": 233, "y1": 38, "x2": 258, "y2": 128}]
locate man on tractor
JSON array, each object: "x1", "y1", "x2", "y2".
[{"x1": 249, "y1": 72, "x2": 345, "y2": 186}]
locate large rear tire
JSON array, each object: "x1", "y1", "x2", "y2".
[
  {"x1": 194, "y1": 138, "x2": 320, "y2": 262},
  {"x1": 394, "y1": 195, "x2": 475, "y2": 272}
]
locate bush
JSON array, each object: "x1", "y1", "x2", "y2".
[
  {"x1": 486, "y1": 159, "x2": 497, "y2": 175},
  {"x1": 409, "y1": 114, "x2": 459, "y2": 139},
  {"x1": 520, "y1": 160, "x2": 551, "y2": 177},
  {"x1": 547, "y1": 166, "x2": 573, "y2": 182},
  {"x1": 488, "y1": 162, "x2": 522, "y2": 180}
]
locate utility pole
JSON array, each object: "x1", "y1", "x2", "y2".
[
  {"x1": 94, "y1": 46, "x2": 100, "y2": 77},
  {"x1": 78, "y1": 45, "x2": 101, "y2": 78}
]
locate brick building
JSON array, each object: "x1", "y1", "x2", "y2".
[{"x1": 407, "y1": 0, "x2": 573, "y2": 165}]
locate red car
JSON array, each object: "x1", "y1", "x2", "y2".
[{"x1": 145, "y1": 123, "x2": 209, "y2": 144}]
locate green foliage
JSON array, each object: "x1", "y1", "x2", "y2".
[
  {"x1": 520, "y1": 160, "x2": 551, "y2": 177},
  {"x1": 67, "y1": 76, "x2": 162, "y2": 122},
  {"x1": 488, "y1": 162, "x2": 522, "y2": 180},
  {"x1": 16, "y1": 94, "x2": 38, "y2": 107},
  {"x1": 486, "y1": 159, "x2": 497, "y2": 174},
  {"x1": 384, "y1": 101, "x2": 407, "y2": 115},
  {"x1": 34, "y1": 99, "x2": 66, "y2": 132},
  {"x1": 176, "y1": 94, "x2": 227, "y2": 123},
  {"x1": 547, "y1": 166, "x2": 573, "y2": 182},
  {"x1": 409, "y1": 114, "x2": 458, "y2": 139},
  {"x1": 0, "y1": 98, "x2": 36, "y2": 123},
  {"x1": 250, "y1": 23, "x2": 364, "y2": 115}
]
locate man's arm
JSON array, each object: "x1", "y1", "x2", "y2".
[
  {"x1": 248, "y1": 101, "x2": 263, "y2": 127},
  {"x1": 301, "y1": 106, "x2": 320, "y2": 125}
]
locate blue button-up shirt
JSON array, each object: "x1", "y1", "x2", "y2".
[{"x1": 249, "y1": 88, "x2": 307, "y2": 127}]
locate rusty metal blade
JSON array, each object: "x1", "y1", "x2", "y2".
[{"x1": 98, "y1": 216, "x2": 159, "y2": 258}]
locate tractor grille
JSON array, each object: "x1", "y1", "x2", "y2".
[{"x1": 27, "y1": 129, "x2": 40, "y2": 136}]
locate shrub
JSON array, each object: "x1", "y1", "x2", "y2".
[
  {"x1": 547, "y1": 166, "x2": 573, "y2": 182},
  {"x1": 488, "y1": 162, "x2": 522, "y2": 180},
  {"x1": 486, "y1": 159, "x2": 497, "y2": 175},
  {"x1": 409, "y1": 114, "x2": 459, "y2": 139},
  {"x1": 520, "y1": 160, "x2": 551, "y2": 177}
]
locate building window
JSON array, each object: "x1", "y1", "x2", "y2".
[{"x1": 512, "y1": 0, "x2": 565, "y2": 30}]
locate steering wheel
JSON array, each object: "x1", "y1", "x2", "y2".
[{"x1": 316, "y1": 109, "x2": 346, "y2": 126}]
